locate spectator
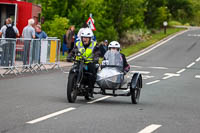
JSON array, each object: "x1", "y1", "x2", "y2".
[
  {"x1": 35, "y1": 24, "x2": 48, "y2": 39},
  {"x1": 99, "y1": 40, "x2": 108, "y2": 57},
  {"x1": 22, "y1": 18, "x2": 35, "y2": 66},
  {"x1": 66, "y1": 25, "x2": 75, "y2": 54},
  {"x1": 0, "y1": 18, "x2": 19, "y2": 66},
  {"x1": 0, "y1": 18, "x2": 19, "y2": 38}
]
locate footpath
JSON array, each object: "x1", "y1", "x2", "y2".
[{"x1": 0, "y1": 61, "x2": 73, "y2": 77}]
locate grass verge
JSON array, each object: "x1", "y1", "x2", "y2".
[{"x1": 121, "y1": 28, "x2": 186, "y2": 57}]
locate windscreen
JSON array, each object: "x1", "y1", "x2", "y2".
[{"x1": 104, "y1": 50, "x2": 123, "y2": 67}]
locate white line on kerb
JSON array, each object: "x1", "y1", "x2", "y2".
[
  {"x1": 187, "y1": 62, "x2": 195, "y2": 68},
  {"x1": 196, "y1": 57, "x2": 200, "y2": 62},
  {"x1": 195, "y1": 75, "x2": 200, "y2": 79},
  {"x1": 87, "y1": 96, "x2": 112, "y2": 104},
  {"x1": 26, "y1": 107, "x2": 76, "y2": 124},
  {"x1": 146, "y1": 80, "x2": 160, "y2": 85},
  {"x1": 176, "y1": 69, "x2": 186, "y2": 74},
  {"x1": 138, "y1": 124, "x2": 162, "y2": 133}
]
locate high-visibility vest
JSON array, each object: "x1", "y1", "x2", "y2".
[{"x1": 75, "y1": 41, "x2": 97, "y2": 63}]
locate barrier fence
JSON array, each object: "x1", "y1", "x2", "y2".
[{"x1": 0, "y1": 38, "x2": 61, "y2": 77}]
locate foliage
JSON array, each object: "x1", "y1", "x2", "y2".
[
  {"x1": 32, "y1": 0, "x2": 200, "y2": 44},
  {"x1": 42, "y1": 15, "x2": 69, "y2": 40}
]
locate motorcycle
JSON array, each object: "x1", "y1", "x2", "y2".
[{"x1": 67, "y1": 50, "x2": 98, "y2": 103}]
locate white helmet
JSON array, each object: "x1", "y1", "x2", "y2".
[
  {"x1": 108, "y1": 41, "x2": 120, "y2": 49},
  {"x1": 81, "y1": 28, "x2": 93, "y2": 38}
]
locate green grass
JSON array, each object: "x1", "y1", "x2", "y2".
[{"x1": 121, "y1": 28, "x2": 186, "y2": 57}]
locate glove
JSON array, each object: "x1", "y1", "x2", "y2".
[{"x1": 124, "y1": 65, "x2": 130, "y2": 72}]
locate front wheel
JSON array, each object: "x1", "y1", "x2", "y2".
[{"x1": 67, "y1": 73, "x2": 78, "y2": 103}]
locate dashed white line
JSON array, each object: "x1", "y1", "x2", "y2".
[
  {"x1": 87, "y1": 96, "x2": 112, "y2": 104},
  {"x1": 146, "y1": 80, "x2": 160, "y2": 85},
  {"x1": 195, "y1": 75, "x2": 200, "y2": 79},
  {"x1": 162, "y1": 75, "x2": 172, "y2": 80},
  {"x1": 142, "y1": 75, "x2": 155, "y2": 79},
  {"x1": 176, "y1": 69, "x2": 186, "y2": 74},
  {"x1": 131, "y1": 71, "x2": 150, "y2": 74},
  {"x1": 138, "y1": 124, "x2": 162, "y2": 133},
  {"x1": 64, "y1": 72, "x2": 69, "y2": 74},
  {"x1": 130, "y1": 65, "x2": 143, "y2": 68},
  {"x1": 196, "y1": 57, "x2": 200, "y2": 62},
  {"x1": 26, "y1": 107, "x2": 76, "y2": 124},
  {"x1": 149, "y1": 66, "x2": 168, "y2": 70},
  {"x1": 186, "y1": 62, "x2": 195, "y2": 68}
]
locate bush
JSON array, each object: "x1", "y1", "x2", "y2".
[
  {"x1": 120, "y1": 29, "x2": 151, "y2": 46},
  {"x1": 168, "y1": 20, "x2": 182, "y2": 27},
  {"x1": 42, "y1": 15, "x2": 69, "y2": 41}
]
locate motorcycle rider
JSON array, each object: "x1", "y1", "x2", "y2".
[
  {"x1": 70, "y1": 28, "x2": 100, "y2": 98},
  {"x1": 104, "y1": 41, "x2": 130, "y2": 73}
]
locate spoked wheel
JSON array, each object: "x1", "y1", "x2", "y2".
[
  {"x1": 67, "y1": 73, "x2": 78, "y2": 103},
  {"x1": 131, "y1": 82, "x2": 141, "y2": 104}
]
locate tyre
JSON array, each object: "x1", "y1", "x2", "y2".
[
  {"x1": 67, "y1": 73, "x2": 78, "y2": 103},
  {"x1": 131, "y1": 81, "x2": 141, "y2": 104},
  {"x1": 84, "y1": 94, "x2": 91, "y2": 100}
]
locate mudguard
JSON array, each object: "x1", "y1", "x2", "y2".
[{"x1": 131, "y1": 72, "x2": 142, "y2": 89}]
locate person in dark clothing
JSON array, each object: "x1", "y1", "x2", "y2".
[
  {"x1": 99, "y1": 40, "x2": 108, "y2": 57},
  {"x1": 66, "y1": 25, "x2": 75, "y2": 54}
]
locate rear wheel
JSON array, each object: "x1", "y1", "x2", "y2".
[
  {"x1": 131, "y1": 81, "x2": 141, "y2": 104},
  {"x1": 67, "y1": 73, "x2": 78, "y2": 103}
]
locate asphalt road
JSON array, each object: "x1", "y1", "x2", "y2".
[{"x1": 1, "y1": 28, "x2": 200, "y2": 133}]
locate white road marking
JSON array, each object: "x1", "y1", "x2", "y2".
[
  {"x1": 195, "y1": 75, "x2": 200, "y2": 79},
  {"x1": 127, "y1": 30, "x2": 188, "y2": 62},
  {"x1": 64, "y1": 72, "x2": 69, "y2": 74},
  {"x1": 130, "y1": 65, "x2": 168, "y2": 70},
  {"x1": 149, "y1": 66, "x2": 168, "y2": 70},
  {"x1": 196, "y1": 57, "x2": 200, "y2": 62},
  {"x1": 131, "y1": 71, "x2": 150, "y2": 74},
  {"x1": 87, "y1": 96, "x2": 112, "y2": 104},
  {"x1": 138, "y1": 124, "x2": 162, "y2": 133},
  {"x1": 130, "y1": 65, "x2": 143, "y2": 68},
  {"x1": 186, "y1": 62, "x2": 195, "y2": 68},
  {"x1": 176, "y1": 69, "x2": 186, "y2": 74},
  {"x1": 162, "y1": 73, "x2": 180, "y2": 79},
  {"x1": 26, "y1": 107, "x2": 76, "y2": 124},
  {"x1": 146, "y1": 80, "x2": 160, "y2": 85},
  {"x1": 142, "y1": 75, "x2": 155, "y2": 80}
]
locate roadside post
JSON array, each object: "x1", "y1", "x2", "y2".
[{"x1": 163, "y1": 21, "x2": 168, "y2": 34}]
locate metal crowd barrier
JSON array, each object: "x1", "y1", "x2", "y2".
[{"x1": 0, "y1": 38, "x2": 61, "y2": 77}]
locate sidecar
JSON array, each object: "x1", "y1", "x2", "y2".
[{"x1": 94, "y1": 51, "x2": 142, "y2": 104}]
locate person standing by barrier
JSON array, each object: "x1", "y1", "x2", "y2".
[
  {"x1": 66, "y1": 25, "x2": 75, "y2": 54},
  {"x1": 33, "y1": 24, "x2": 48, "y2": 64},
  {"x1": 22, "y1": 18, "x2": 35, "y2": 66},
  {"x1": 35, "y1": 24, "x2": 48, "y2": 39},
  {"x1": 0, "y1": 18, "x2": 19, "y2": 66}
]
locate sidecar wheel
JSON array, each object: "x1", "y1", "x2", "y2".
[
  {"x1": 67, "y1": 73, "x2": 77, "y2": 103},
  {"x1": 131, "y1": 81, "x2": 141, "y2": 104}
]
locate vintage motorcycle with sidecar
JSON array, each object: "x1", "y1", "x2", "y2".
[{"x1": 67, "y1": 50, "x2": 142, "y2": 104}]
